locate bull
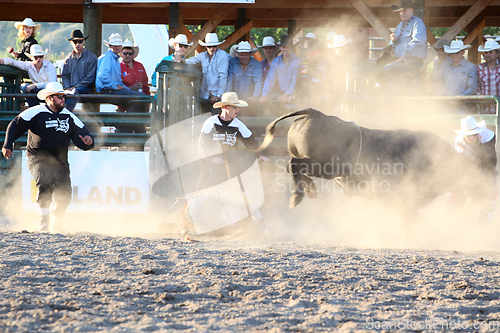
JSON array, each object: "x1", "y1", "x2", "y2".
[{"x1": 257, "y1": 109, "x2": 488, "y2": 217}]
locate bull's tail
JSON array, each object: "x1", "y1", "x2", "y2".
[{"x1": 256, "y1": 108, "x2": 322, "y2": 153}]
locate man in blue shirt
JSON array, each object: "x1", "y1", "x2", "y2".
[
  {"x1": 226, "y1": 41, "x2": 263, "y2": 105},
  {"x1": 96, "y1": 33, "x2": 147, "y2": 116},
  {"x1": 383, "y1": 0, "x2": 427, "y2": 92},
  {"x1": 258, "y1": 36, "x2": 279, "y2": 82},
  {"x1": 259, "y1": 35, "x2": 301, "y2": 104},
  {"x1": 187, "y1": 33, "x2": 229, "y2": 114}
]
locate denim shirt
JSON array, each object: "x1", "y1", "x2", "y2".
[
  {"x1": 440, "y1": 57, "x2": 478, "y2": 95},
  {"x1": 262, "y1": 53, "x2": 301, "y2": 96},
  {"x1": 96, "y1": 49, "x2": 123, "y2": 93},
  {"x1": 186, "y1": 49, "x2": 229, "y2": 99},
  {"x1": 394, "y1": 16, "x2": 427, "y2": 59},
  {"x1": 226, "y1": 57, "x2": 263, "y2": 99}
]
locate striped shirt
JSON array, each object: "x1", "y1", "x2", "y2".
[{"x1": 477, "y1": 61, "x2": 500, "y2": 96}]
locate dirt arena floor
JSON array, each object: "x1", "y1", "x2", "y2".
[{"x1": 0, "y1": 228, "x2": 500, "y2": 332}]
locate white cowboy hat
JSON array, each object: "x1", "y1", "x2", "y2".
[
  {"x1": 444, "y1": 40, "x2": 471, "y2": 53},
  {"x1": 299, "y1": 32, "x2": 319, "y2": 41},
  {"x1": 14, "y1": 18, "x2": 41, "y2": 31},
  {"x1": 168, "y1": 34, "x2": 193, "y2": 49},
  {"x1": 478, "y1": 40, "x2": 500, "y2": 52},
  {"x1": 199, "y1": 33, "x2": 224, "y2": 47},
  {"x1": 454, "y1": 116, "x2": 486, "y2": 135},
  {"x1": 27, "y1": 44, "x2": 46, "y2": 59},
  {"x1": 257, "y1": 36, "x2": 277, "y2": 48},
  {"x1": 213, "y1": 92, "x2": 248, "y2": 108},
  {"x1": 104, "y1": 33, "x2": 123, "y2": 47},
  {"x1": 37, "y1": 82, "x2": 65, "y2": 100},
  {"x1": 234, "y1": 41, "x2": 258, "y2": 54},
  {"x1": 328, "y1": 34, "x2": 352, "y2": 48},
  {"x1": 496, "y1": 36, "x2": 500, "y2": 42},
  {"x1": 326, "y1": 31, "x2": 338, "y2": 42},
  {"x1": 229, "y1": 44, "x2": 238, "y2": 58},
  {"x1": 121, "y1": 39, "x2": 139, "y2": 59}
]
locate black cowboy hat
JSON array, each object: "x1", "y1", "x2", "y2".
[
  {"x1": 391, "y1": 0, "x2": 421, "y2": 12},
  {"x1": 280, "y1": 35, "x2": 293, "y2": 46},
  {"x1": 66, "y1": 29, "x2": 89, "y2": 41}
]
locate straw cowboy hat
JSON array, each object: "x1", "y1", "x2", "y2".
[
  {"x1": 121, "y1": 39, "x2": 139, "y2": 58},
  {"x1": 104, "y1": 33, "x2": 123, "y2": 47},
  {"x1": 37, "y1": 82, "x2": 65, "y2": 100},
  {"x1": 66, "y1": 29, "x2": 88, "y2": 41},
  {"x1": 433, "y1": 38, "x2": 451, "y2": 50},
  {"x1": 213, "y1": 92, "x2": 248, "y2": 108},
  {"x1": 391, "y1": 0, "x2": 421, "y2": 12},
  {"x1": 478, "y1": 40, "x2": 500, "y2": 52},
  {"x1": 444, "y1": 40, "x2": 471, "y2": 53},
  {"x1": 14, "y1": 18, "x2": 41, "y2": 30},
  {"x1": 234, "y1": 41, "x2": 258, "y2": 54},
  {"x1": 257, "y1": 36, "x2": 277, "y2": 48},
  {"x1": 27, "y1": 44, "x2": 46, "y2": 59},
  {"x1": 327, "y1": 34, "x2": 352, "y2": 48},
  {"x1": 168, "y1": 34, "x2": 193, "y2": 49},
  {"x1": 199, "y1": 33, "x2": 224, "y2": 47},
  {"x1": 454, "y1": 116, "x2": 486, "y2": 136}
]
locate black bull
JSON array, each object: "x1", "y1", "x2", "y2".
[{"x1": 257, "y1": 109, "x2": 488, "y2": 215}]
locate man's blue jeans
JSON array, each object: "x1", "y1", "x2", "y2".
[{"x1": 65, "y1": 86, "x2": 94, "y2": 111}]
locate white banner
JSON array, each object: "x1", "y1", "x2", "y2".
[
  {"x1": 93, "y1": 0, "x2": 254, "y2": 3},
  {"x1": 22, "y1": 151, "x2": 150, "y2": 214}
]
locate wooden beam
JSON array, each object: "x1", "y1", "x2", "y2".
[
  {"x1": 427, "y1": 27, "x2": 438, "y2": 47},
  {"x1": 83, "y1": 3, "x2": 102, "y2": 58},
  {"x1": 440, "y1": 0, "x2": 494, "y2": 41},
  {"x1": 184, "y1": 3, "x2": 237, "y2": 57},
  {"x1": 248, "y1": 38, "x2": 264, "y2": 62},
  {"x1": 463, "y1": 18, "x2": 486, "y2": 45},
  {"x1": 219, "y1": 20, "x2": 253, "y2": 50},
  {"x1": 182, "y1": 26, "x2": 205, "y2": 54},
  {"x1": 349, "y1": 0, "x2": 391, "y2": 43}
]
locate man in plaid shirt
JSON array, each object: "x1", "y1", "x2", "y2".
[{"x1": 477, "y1": 40, "x2": 500, "y2": 113}]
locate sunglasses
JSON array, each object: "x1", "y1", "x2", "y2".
[
  {"x1": 207, "y1": 46, "x2": 218, "y2": 49},
  {"x1": 34, "y1": 55, "x2": 44, "y2": 59},
  {"x1": 122, "y1": 51, "x2": 134, "y2": 56},
  {"x1": 178, "y1": 44, "x2": 188, "y2": 49},
  {"x1": 72, "y1": 40, "x2": 84, "y2": 44},
  {"x1": 52, "y1": 94, "x2": 65, "y2": 99}
]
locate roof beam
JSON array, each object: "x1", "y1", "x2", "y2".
[
  {"x1": 219, "y1": 20, "x2": 253, "y2": 50},
  {"x1": 184, "y1": 3, "x2": 237, "y2": 57},
  {"x1": 440, "y1": 0, "x2": 494, "y2": 41},
  {"x1": 350, "y1": 0, "x2": 391, "y2": 42}
]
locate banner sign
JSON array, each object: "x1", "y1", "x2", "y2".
[
  {"x1": 92, "y1": 0, "x2": 254, "y2": 3},
  {"x1": 22, "y1": 151, "x2": 150, "y2": 214}
]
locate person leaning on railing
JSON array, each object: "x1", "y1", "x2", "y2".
[{"x1": 0, "y1": 44, "x2": 57, "y2": 107}]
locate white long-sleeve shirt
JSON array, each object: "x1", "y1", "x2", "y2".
[
  {"x1": 2, "y1": 57, "x2": 57, "y2": 89},
  {"x1": 186, "y1": 49, "x2": 229, "y2": 99}
]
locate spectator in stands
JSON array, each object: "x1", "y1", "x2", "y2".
[
  {"x1": 187, "y1": 33, "x2": 229, "y2": 114},
  {"x1": 61, "y1": 29, "x2": 98, "y2": 112},
  {"x1": 7, "y1": 18, "x2": 39, "y2": 62},
  {"x1": 440, "y1": 40, "x2": 477, "y2": 96},
  {"x1": 296, "y1": 32, "x2": 326, "y2": 99},
  {"x1": 96, "y1": 33, "x2": 147, "y2": 116},
  {"x1": 427, "y1": 38, "x2": 451, "y2": 94},
  {"x1": 259, "y1": 35, "x2": 301, "y2": 104},
  {"x1": 226, "y1": 41, "x2": 262, "y2": 106},
  {"x1": 151, "y1": 34, "x2": 192, "y2": 90},
  {"x1": 257, "y1": 36, "x2": 279, "y2": 81},
  {"x1": 0, "y1": 44, "x2": 57, "y2": 107},
  {"x1": 476, "y1": 40, "x2": 500, "y2": 114},
  {"x1": 383, "y1": 0, "x2": 427, "y2": 92},
  {"x1": 120, "y1": 40, "x2": 150, "y2": 97}
]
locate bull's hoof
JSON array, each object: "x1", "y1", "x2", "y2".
[
  {"x1": 305, "y1": 181, "x2": 318, "y2": 199},
  {"x1": 289, "y1": 193, "x2": 304, "y2": 208}
]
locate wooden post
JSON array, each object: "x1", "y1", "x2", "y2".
[
  {"x1": 236, "y1": 8, "x2": 249, "y2": 42},
  {"x1": 83, "y1": 1, "x2": 102, "y2": 113},
  {"x1": 169, "y1": 3, "x2": 184, "y2": 41},
  {"x1": 350, "y1": 0, "x2": 391, "y2": 43},
  {"x1": 83, "y1": 1, "x2": 102, "y2": 59},
  {"x1": 440, "y1": 0, "x2": 493, "y2": 42},
  {"x1": 288, "y1": 19, "x2": 297, "y2": 37}
]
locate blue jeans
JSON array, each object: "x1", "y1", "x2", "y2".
[
  {"x1": 21, "y1": 83, "x2": 42, "y2": 107},
  {"x1": 100, "y1": 88, "x2": 149, "y2": 113},
  {"x1": 65, "y1": 86, "x2": 94, "y2": 111}
]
